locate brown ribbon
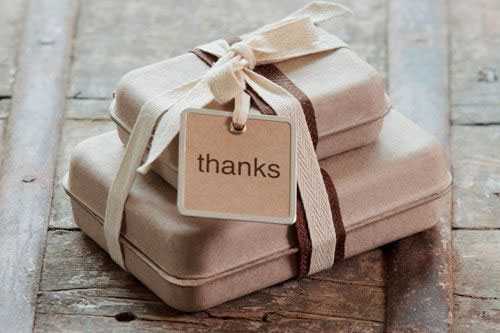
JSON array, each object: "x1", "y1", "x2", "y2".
[{"x1": 191, "y1": 41, "x2": 345, "y2": 277}]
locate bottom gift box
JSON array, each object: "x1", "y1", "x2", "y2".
[{"x1": 64, "y1": 111, "x2": 451, "y2": 311}]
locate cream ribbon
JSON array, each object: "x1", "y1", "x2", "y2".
[{"x1": 104, "y1": 2, "x2": 350, "y2": 275}]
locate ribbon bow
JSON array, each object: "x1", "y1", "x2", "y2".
[{"x1": 105, "y1": 2, "x2": 351, "y2": 273}]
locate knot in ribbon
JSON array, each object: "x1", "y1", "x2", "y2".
[
  {"x1": 230, "y1": 41, "x2": 257, "y2": 70},
  {"x1": 205, "y1": 41, "x2": 258, "y2": 129}
]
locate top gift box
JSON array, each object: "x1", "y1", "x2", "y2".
[{"x1": 109, "y1": 2, "x2": 391, "y2": 184}]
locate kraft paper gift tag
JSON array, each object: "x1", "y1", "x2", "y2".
[{"x1": 177, "y1": 109, "x2": 297, "y2": 224}]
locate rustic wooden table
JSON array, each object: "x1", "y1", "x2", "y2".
[{"x1": 0, "y1": 0, "x2": 498, "y2": 332}]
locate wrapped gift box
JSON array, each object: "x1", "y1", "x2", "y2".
[{"x1": 64, "y1": 112, "x2": 451, "y2": 311}]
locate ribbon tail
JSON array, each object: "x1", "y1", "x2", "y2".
[
  {"x1": 103, "y1": 78, "x2": 200, "y2": 268},
  {"x1": 245, "y1": 70, "x2": 336, "y2": 274},
  {"x1": 246, "y1": 2, "x2": 352, "y2": 39},
  {"x1": 231, "y1": 91, "x2": 251, "y2": 129},
  {"x1": 137, "y1": 80, "x2": 213, "y2": 174},
  {"x1": 286, "y1": 1, "x2": 352, "y2": 24}
]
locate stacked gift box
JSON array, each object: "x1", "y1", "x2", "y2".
[{"x1": 64, "y1": 2, "x2": 451, "y2": 311}]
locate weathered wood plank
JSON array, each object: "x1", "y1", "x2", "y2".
[
  {"x1": 0, "y1": 120, "x2": 5, "y2": 156},
  {"x1": 453, "y1": 295, "x2": 500, "y2": 333},
  {"x1": 453, "y1": 105, "x2": 500, "y2": 126},
  {"x1": 69, "y1": 0, "x2": 386, "y2": 99},
  {"x1": 39, "y1": 230, "x2": 385, "y2": 318},
  {"x1": 0, "y1": 1, "x2": 78, "y2": 331},
  {"x1": 35, "y1": 312, "x2": 384, "y2": 333},
  {"x1": 37, "y1": 230, "x2": 384, "y2": 332},
  {"x1": 311, "y1": 249, "x2": 385, "y2": 287},
  {"x1": 454, "y1": 230, "x2": 500, "y2": 299},
  {"x1": 35, "y1": 313, "x2": 211, "y2": 333},
  {"x1": 69, "y1": 0, "x2": 309, "y2": 99},
  {"x1": 451, "y1": 125, "x2": 500, "y2": 229},
  {"x1": 37, "y1": 229, "x2": 385, "y2": 329},
  {"x1": 41, "y1": 230, "x2": 385, "y2": 293},
  {"x1": 40, "y1": 230, "x2": 150, "y2": 293},
  {"x1": 0, "y1": 99, "x2": 7, "y2": 164},
  {"x1": 450, "y1": 0, "x2": 500, "y2": 108},
  {"x1": 450, "y1": 0, "x2": 500, "y2": 126},
  {"x1": 385, "y1": 200, "x2": 452, "y2": 332},
  {"x1": 65, "y1": 98, "x2": 111, "y2": 120},
  {"x1": 388, "y1": 0, "x2": 450, "y2": 145},
  {"x1": 37, "y1": 280, "x2": 384, "y2": 324},
  {"x1": 328, "y1": 0, "x2": 387, "y2": 75},
  {"x1": 450, "y1": 1, "x2": 500, "y2": 330},
  {"x1": 0, "y1": 99, "x2": 10, "y2": 118},
  {"x1": 37, "y1": 290, "x2": 178, "y2": 321},
  {"x1": 0, "y1": 0, "x2": 25, "y2": 96},
  {"x1": 50, "y1": 119, "x2": 115, "y2": 230},
  {"x1": 385, "y1": 0, "x2": 452, "y2": 332},
  {"x1": 206, "y1": 278, "x2": 384, "y2": 323}
]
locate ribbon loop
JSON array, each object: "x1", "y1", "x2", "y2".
[
  {"x1": 230, "y1": 42, "x2": 256, "y2": 69},
  {"x1": 206, "y1": 58, "x2": 245, "y2": 104},
  {"x1": 205, "y1": 40, "x2": 256, "y2": 128}
]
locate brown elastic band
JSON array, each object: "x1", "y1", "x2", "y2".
[
  {"x1": 252, "y1": 65, "x2": 319, "y2": 148},
  {"x1": 321, "y1": 169, "x2": 346, "y2": 262},
  {"x1": 191, "y1": 44, "x2": 344, "y2": 276}
]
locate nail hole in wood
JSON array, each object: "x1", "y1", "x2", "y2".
[
  {"x1": 38, "y1": 38, "x2": 55, "y2": 46},
  {"x1": 114, "y1": 312, "x2": 136, "y2": 322},
  {"x1": 22, "y1": 176, "x2": 36, "y2": 183}
]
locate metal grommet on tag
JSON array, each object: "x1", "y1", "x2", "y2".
[{"x1": 229, "y1": 121, "x2": 246, "y2": 134}]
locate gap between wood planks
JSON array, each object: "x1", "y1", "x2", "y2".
[{"x1": 454, "y1": 293, "x2": 500, "y2": 301}]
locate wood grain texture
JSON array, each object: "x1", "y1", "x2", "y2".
[
  {"x1": 40, "y1": 230, "x2": 385, "y2": 293},
  {"x1": 0, "y1": 120, "x2": 5, "y2": 158},
  {"x1": 36, "y1": 281, "x2": 385, "y2": 323},
  {"x1": 35, "y1": 230, "x2": 386, "y2": 331},
  {"x1": 450, "y1": 0, "x2": 500, "y2": 126},
  {"x1": 385, "y1": 0, "x2": 452, "y2": 332},
  {"x1": 50, "y1": 119, "x2": 115, "y2": 230},
  {"x1": 35, "y1": 313, "x2": 384, "y2": 333},
  {"x1": 39, "y1": 230, "x2": 155, "y2": 293},
  {"x1": 0, "y1": 99, "x2": 10, "y2": 118},
  {"x1": 385, "y1": 196, "x2": 452, "y2": 333},
  {"x1": 310, "y1": 249, "x2": 385, "y2": 287},
  {"x1": 450, "y1": 0, "x2": 500, "y2": 108},
  {"x1": 0, "y1": 0, "x2": 78, "y2": 331},
  {"x1": 204, "y1": 278, "x2": 384, "y2": 323},
  {"x1": 69, "y1": 0, "x2": 311, "y2": 99},
  {"x1": 452, "y1": 105, "x2": 500, "y2": 126},
  {"x1": 327, "y1": 0, "x2": 387, "y2": 75},
  {"x1": 69, "y1": 0, "x2": 387, "y2": 99},
  {"x1": 65, "y1": 99, "x2": 111, "y2": 120},
  {"x1": 450, "y1": 1, "x2": 500, "y2": 331},
  {"x1": 453, "y1": 296, "x2": 500, "y2": 333},
  {"x1": 451, "y1": 126, "x2": 500, "y2": 229},
  {"x1": 454, "y1": 230, "x2": 500, "y2": 299},
  {"x1": 0, "y1": 0, "x2": 24, "y2": 96},
  {"x1": 388, "y1": 0, "x2": 450, "y2": 145}
]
